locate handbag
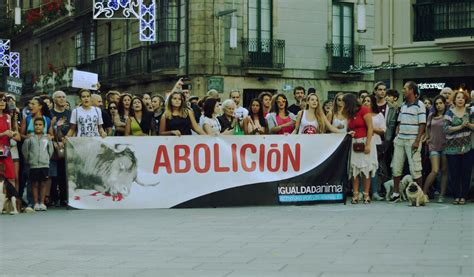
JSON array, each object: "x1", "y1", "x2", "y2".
[
  {"x1": 0, "y1": 144, "x2": 11, "y2": 159},
  {"x1": 353, "y1": 142, "x2": 365, "y2": 153},
  {"x1": 52, "y1": 141, "x2": 65, "y2": 160}
]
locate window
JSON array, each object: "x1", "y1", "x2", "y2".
[
  {"x1": 107, "y1": 22, "x2": 112, "y2": 55},
  {"x1": 75, "y1": 32, "x2": 83, "y2": 65},
  {"x1": 56, "y1": 42, "x2": 61, "y2": 64},
  {"x1": 88, "y1": 23, "x2": 97, "y2": 62},
  {"x1": 76, "y1": 23, "x2": 96, "y2": 65},
  {"x1": 126, "y1": 21, "x2": 132, "y2": 49},
  {"x1": 328, "y1": 1, "x2": 355, "y2": 71},
  {"x1": 248, "y1": 0, "x2": 272, "y2": 52},
  {"x1": 157, "y1": 0, "x2": 179, "y2": 43},
  {"x1": 414, "y1": 0, "x2": 474, "y2": 41},
  {"x1": 332, "y1": 2, "x2": 353, "y2": 51}
]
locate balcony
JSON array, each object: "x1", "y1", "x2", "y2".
[
  {"x1": 414, "y1": 0, "x2": 474, "y2": 45},
  {"x1": 76, "y1": 57, "x2": 107, "y2": 81},
  {"x1": 108, "y1": 52, "x2": 126, "y2": 80},
  {"x1": 326, "y1": 43, "x2": 366, "y2": 73},
  {"x1": 76, "y1": 44, "x2": 179, "y2": 83},
  {"x1": 242, "y1": 39, "x2": 285, "y2": 73},
  {"x1": 126, "y1": 46, "x2": 150, "y2": 76},
  {"x1": 150, "y1": 43, "x2": 179, "y2": 72}
]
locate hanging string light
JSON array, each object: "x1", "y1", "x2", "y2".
[{"x1": 93, "y1": 0, "x2": 156, "y2": 42}]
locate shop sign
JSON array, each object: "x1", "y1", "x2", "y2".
[{"x1": 418, "y1": 83, "x2": 446, "y2": 90}]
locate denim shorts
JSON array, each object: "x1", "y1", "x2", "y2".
[{"x1": 429, "y1": 150, "x2": 444, "y2": 157}]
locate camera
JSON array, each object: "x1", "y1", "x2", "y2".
[{"x1": 181, "y1": 77, "x2": 192, "y2": 90}]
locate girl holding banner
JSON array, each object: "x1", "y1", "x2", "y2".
[
  {"x1": 159, "y1": 91, "x2": 205, "y2": 136},
  {"x1": 293, "y1": 94, "x2": 342, "y2": 135},
  {"x1": 243, "y1": 99, "x2": 268, "y2": 135},
  {"x1": 266, "y1": 94, "x2": 296, "y2": 135},
  {"x1": 125, "y1": 97, "x2": 155, "y2": 136}
]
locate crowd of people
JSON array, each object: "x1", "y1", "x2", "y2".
[{"x1": 0, "y1": 78, "x2": 473, "y2": 212}]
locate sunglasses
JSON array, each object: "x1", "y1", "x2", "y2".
[
  {"x1": 337, "y1": 98, "x2": 343, "y2": 101},
  {"x1": 109, "y1": 106, "x2": 117, "y2": 110}
]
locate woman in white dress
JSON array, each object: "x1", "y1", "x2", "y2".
[{"x1": 362, "y1": 95, "x2": 386, "y2": 201}]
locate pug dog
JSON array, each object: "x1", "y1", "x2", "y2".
[
  {"x1": 0, "y1": 179, "x2": 21, "y2": 215},
  {"x1": 405, "y1": 182, "x2": 427, "y2": 207},
  {"x1": 384, "y1": 174, "x2": 413, "y2": 201}
]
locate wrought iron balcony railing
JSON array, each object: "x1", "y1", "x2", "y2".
[
  {"x1": 150, "y1": 42, "x2": 179, "y2": 71},
  {"x1": 414, "y1": 0, "x2": 474, "y2": 41},
  {"x1": 242, "y1": 39, "x2": 285, "y2": 69},
  {"x1": 126, "y1": 46, "x2": 150, "y2": 76},
  {"x1": 326, "y1": 43, "x2": 366, "y2": 73},
  {"x1": 92, "y1": 57, "x2": 108, "y2": 81},
  {"x1": 108, "y1": 52, "x2": 126, "y2": 80},
  {"x1": 77, "y1": 43, "x2": 179, "y2": 81}
]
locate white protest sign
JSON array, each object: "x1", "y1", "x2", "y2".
[{"x1": 72, "y1": 69, "x2": 99, "y2": 90}]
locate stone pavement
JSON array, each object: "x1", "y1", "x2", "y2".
[{"x1": 0, "y1": 201, "x2": 473, "y2": 277}]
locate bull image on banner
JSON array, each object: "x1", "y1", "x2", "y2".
[{"x1": 66, "y1": 134, "x2": 351, "y2": 209}]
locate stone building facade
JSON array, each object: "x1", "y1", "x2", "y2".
[
  {"x1": 372, "y1": 0, "x2": 474, "y2": 98},
  {"x1": 3, "y1": 0, "x2": 376, "y2": 106}
]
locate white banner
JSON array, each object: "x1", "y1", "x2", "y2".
[{"x1": 66, "y1": 134, "x2": 348, "y2": 209}]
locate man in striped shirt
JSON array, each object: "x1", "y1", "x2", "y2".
[{"x1": 389, "y1": 81, "x2": 426, "y2": 203}]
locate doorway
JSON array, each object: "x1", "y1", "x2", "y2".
[{"x1": 242, "y1": 89, "x2": 277, "y2": 109}]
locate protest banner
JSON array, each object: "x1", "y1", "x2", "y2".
[{"x1": 66, "y1": 134, "x2": 350, "y2": 209}]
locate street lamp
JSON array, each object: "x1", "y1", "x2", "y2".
[{"x1": 357, "y1": 0, "x2": 367, "y2": 33}]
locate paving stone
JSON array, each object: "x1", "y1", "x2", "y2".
[{"x1": 1, "y1": 202, "x2": 472, "y2": 276}]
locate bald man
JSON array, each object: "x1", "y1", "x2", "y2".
[{"x1": 91, "y1": 94, "x2": 113, "y2": 135}]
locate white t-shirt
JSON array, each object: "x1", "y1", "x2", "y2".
[
  {"x1": 199, "y1": 114, "x2": 205, "y2": 128},
  {"x1": 372, "y1": 112, "x2": 386, "y2": 145},
  {"x1": 70, "y1": 106, "x2": 103, "y2": 137},
  {"x1": 234, "y1": 106, "x2": 249, "y2": 120},
  {"x1": 202, "y1": 116, "x2": 221, "y2": 135}
]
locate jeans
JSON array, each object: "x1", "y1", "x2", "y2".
[{"x1": 371, "y1": 168, "x2": 379, "y2": 194}]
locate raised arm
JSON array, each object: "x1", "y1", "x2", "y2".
[{"x1": 189, "y1": 111, "x2": 206, "y2": 135}]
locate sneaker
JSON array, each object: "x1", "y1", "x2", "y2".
[
  {"x1": 39, "y1": 204, "x2": 47, "y2": 211},
  {"x1": 389, "y1": 193, "x2": 401, "y2": 203},
  {"x1": 24, "y1": 206, "x2": 35, "y2": 213},
  {"x1": 437, "y1": 195, "x2": 444, "y2": 203},
  {"x1": 372, "y1": 192, "x2": 384, "y2": 201},
  {"x1": 33, "y1": 203, "x2": 41, "y2": 211}
]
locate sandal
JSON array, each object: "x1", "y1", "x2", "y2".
[
  {"x1": 458, "y1": 198, "x2": 466, "y2": 205},
  {"x1": 452, "y1": 198, "x2": 460, "y2": 205},
  {"x1": 363, "y1": 192, "x2": 371, "y2": 204},
  {"x1": 351, "y1": 192, "x2": 359, "y2": 204}
]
